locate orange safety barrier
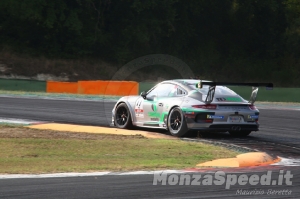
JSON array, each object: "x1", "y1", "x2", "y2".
[
  {"x1": 78, "y1": 81, "x2": 103, "y2": 95},
  {"x1": 46, "y1": 81, "x2": 78, "y2": 94},
  {"x1": 104, "y1": 81, "x2": 138, "y2": 96},
  {"x1": 77, "y1": 81, "x2": 139, "y2": 96}
]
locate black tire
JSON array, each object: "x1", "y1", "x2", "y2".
[
  {"x1": 229, "y1": 131, "x2": 251, "y2": 137},
  {"x1": 167, "y1": 107, "x2": 188, "y2": 137},
  {"x1": 114, "y1": 103, "x2": 133, "y2": 129}
]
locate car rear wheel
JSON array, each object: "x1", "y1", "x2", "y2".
[
  {"x1": 168, "y1": 107, "x2": 188, "y2": 137},
  {"x1": 229, "y1": 131, "x2": 251, "y2": 137},
  {"x1": 114, "y1": 103, "x2": 132, "y2": 129}
]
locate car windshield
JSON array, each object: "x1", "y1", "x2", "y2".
[{"x1": 189, "y1": 84, "x2": 237, "y2": 95}]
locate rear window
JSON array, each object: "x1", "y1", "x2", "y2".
[{"x1": 189, "y1": 85, "x2": 237, "y2": 96}]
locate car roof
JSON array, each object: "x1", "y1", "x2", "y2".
[
  {"x1": 162, "y1": 79, "x2": 211, "y2": 84},
  {"x1": 158, "y1": 79, "x2": 238, "y2": 94},
  {"x1": 158, "y1": 79, "x2": 210, "y2": 91},
  {"x1": 148, "y1": 79, "x2": 243, "y2": 100}
]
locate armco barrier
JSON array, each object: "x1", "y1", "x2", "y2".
[
  {"x1": 47, "y1": 81, "x2": 78, "y2": 94},
  {"x1": 0, "y1": 79, "x2": 46, "y2": 92}
]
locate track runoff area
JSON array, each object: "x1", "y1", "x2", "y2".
[{"x1": 0, "y1": 95, "x2": 299, "y2": 197}]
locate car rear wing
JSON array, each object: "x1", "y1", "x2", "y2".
[{"x1": 195, "y1": 81, "x2": 273, "y2": 104}]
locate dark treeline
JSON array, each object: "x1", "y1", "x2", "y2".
[{"x1": 0, "y1": 0, "x2": 300, "y2": 86}]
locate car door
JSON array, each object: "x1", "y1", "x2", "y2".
[{"x1": 136, "y1": 83, "x2": 173, "y2": 127}]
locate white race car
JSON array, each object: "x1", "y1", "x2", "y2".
[{"x1": 111, "y1": 79, "x2": 273, "y2": 137}]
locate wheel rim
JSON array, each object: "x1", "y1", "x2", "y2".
[
  {"x1": 170, "y1": 110, "x2": 182, "y2": 132},
  {"x1": 116, "y1": 106, "x2": 128, "y2": 126}
]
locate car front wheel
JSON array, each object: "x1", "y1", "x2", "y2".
[
  {"x1": 114, "y1": 103, "x2": 132, "y2": 129},
  {"x1": 167, "y1": 107, "x2": 188, "y2": 137}
]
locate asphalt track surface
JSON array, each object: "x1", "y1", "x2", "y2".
[{"x1": 0, "y1": 96, "x2": 300, "y2": 198}]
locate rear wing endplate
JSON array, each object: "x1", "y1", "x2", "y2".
[{"x1": 196, "y1": 81, "x2": 273, "y2": 104}]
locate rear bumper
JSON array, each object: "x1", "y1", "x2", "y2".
[
  {"x1": 187, "y1": 123, "x2": 259, "y2": 132},
  {"x1": 208, "y1": 124, "x2": 258, "y2": 131},
  {"x1": 184, "y1": 109, "x2": 259, "y2": 132}
]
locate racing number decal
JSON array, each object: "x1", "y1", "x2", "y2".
[{"x1": 135, "y1": 98, "x2": 144, "y2": 118}]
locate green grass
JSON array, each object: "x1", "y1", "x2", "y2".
[{"x1": 0, "y1": 128, "x2": 239, "y2": 174}]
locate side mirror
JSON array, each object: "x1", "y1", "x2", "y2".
[{"x1": 140, "y1": 91, "x2": 147, "y2": 99}]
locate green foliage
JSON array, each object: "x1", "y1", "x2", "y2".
[{"x1": 0, "y1": 0, "x2": 299, "y2": 86}]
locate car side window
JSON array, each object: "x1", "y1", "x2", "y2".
[
  {"x1": 147, "y1": 83, "x2": 173, "y2": 98},
  {"x1": 177, "y1": 88, "x2": 186, "y2": 96},
  {"x1": 169, "y1": 85, "x2": 187, "y2": 97}
]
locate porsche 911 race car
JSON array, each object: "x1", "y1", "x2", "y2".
[{"x1": 111, "y1": 79, "x2": 273, "y2": 137}]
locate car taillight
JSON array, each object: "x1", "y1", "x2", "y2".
[
  {"x1": 192, "y1": 105, "x2": 217, "y2": 109},
  {"x1": 249, "y1": 105, "x2": 257, "y2": 110}
]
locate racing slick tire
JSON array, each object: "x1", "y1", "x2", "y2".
[
  {"x1": 229, "y1": 130, "x2": 251, "y2": 137},
  {"x1": 168, "y1": 107, "x2": 188, "y2": 137},
  {"x1": 114, "y1": 103, "x2": 133, "y2": 129}
]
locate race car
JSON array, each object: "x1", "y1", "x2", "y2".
[{"x1": 111, "y1": 79, "x2": 273, "y2": 137}]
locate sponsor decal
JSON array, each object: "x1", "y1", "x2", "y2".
[
  {"x1": 184, "y1": 111, "x2": 195, "y2": 114},
  {"x1": 216, "y1": 98, "x2": 226, "y2": 102},
  {"x1": 216, "y1": 97, "x2": 242, "y2": 102},
  {"x1": 135, "y1": 108, "x2": 144, "y2": 118},
  {"x1": 150, "y1": 118, "x2": 159, "y2": 121},
  {"x1": 207, "y1": 115, "x2": 224, "y2": 119},
  {"x1": 135, "y1": 99, "x2": 144, "y2": 118},
  {"x1": 248, "y1": 115, "x2": 259, "y2": 119},
  {"x1": 185, "y1": 111, "x2": 195, "y2": 118}
]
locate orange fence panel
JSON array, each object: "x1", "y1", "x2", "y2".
[
  {"x1": 78, "y1": 81, "x2": 104, "y2": 95},
  {"x1": 47, "y1": 80, "x2": 139, "y2": 96},
  {"x1": 78, "y1": 81, "x2": 139, "y2": 96},
  {"x1": 46, "y1": 81, "x2": 78, "y2": 94},
  {"x1": 102, "y1": 81, "x2": 138, "y2": 96}
]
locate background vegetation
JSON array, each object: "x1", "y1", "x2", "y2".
[{"x1": 0, "y1": 0, "x2": 299, "y2": 86}]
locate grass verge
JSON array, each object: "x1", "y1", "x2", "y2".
[{"x1": 0, "y1": 126, "x2": 239, "y2": 174}]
